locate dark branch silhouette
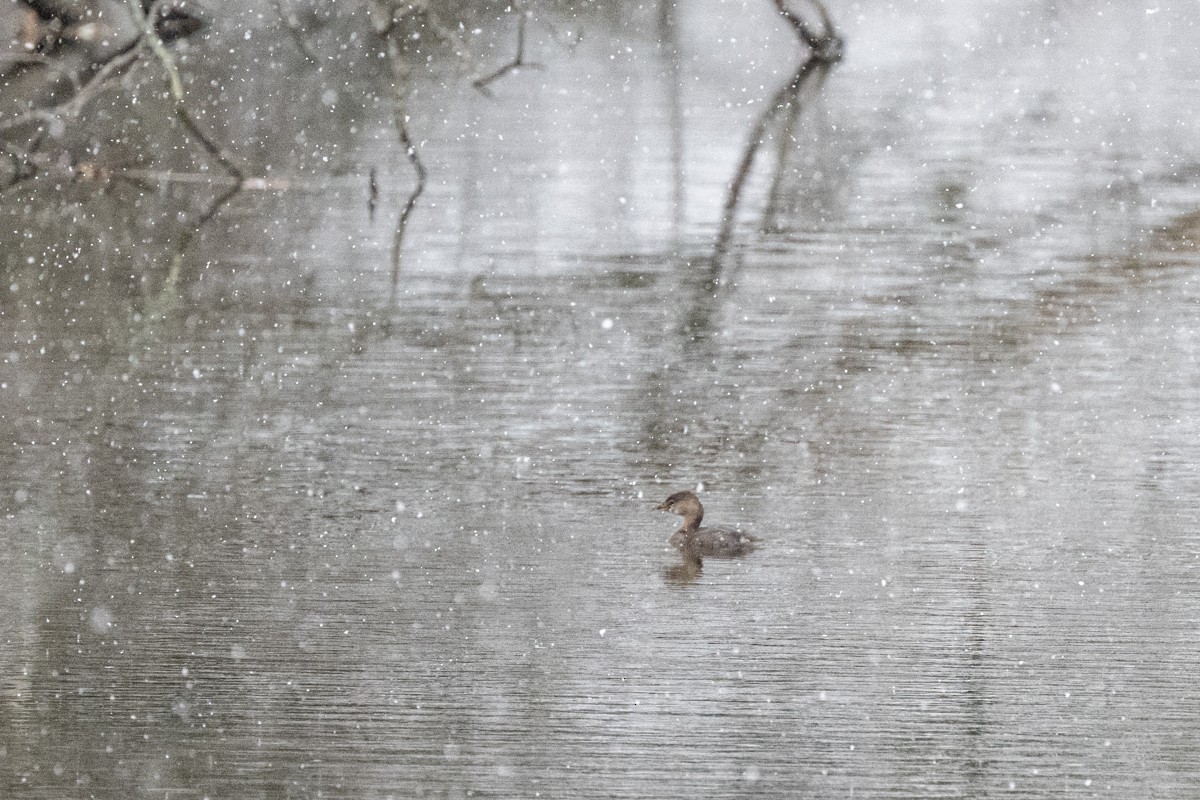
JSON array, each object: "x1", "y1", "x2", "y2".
[
  {"x1": 371, "y1": 2, "x2": 429, "y2": 304},
  {"x1": 388, "y1": 115, "x2": 427, "y2": 305},
  {"x1": 713, "y1": 0, "x2": 843, "y2": 259},
  {"x1": 473, "y1": 5, "x2": 544, "y2": 96},
  {"x1": 0, "y1": 43, "x2": 142, "y2": 140},
  {"x1": 771, "y1": 0, "x2": 844, "y2": 63},
  {"x1": 368, "y1": 167, "x2": 380, "y2": 223},
  {"x1": 131, "y1": 0, "x2": 244, "y2": 256},
  {"x1": 170, "y1": 105, "x2": 246, "y2": 255}
]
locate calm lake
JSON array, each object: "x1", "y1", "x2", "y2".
[{"x1": 3, "y1": 0, "x2": 1200, "y2": 797}]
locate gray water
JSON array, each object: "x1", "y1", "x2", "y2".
[{"x1": 4, "y1": 1, "x2": 1200, "y2": 797}]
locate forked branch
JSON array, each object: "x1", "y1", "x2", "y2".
[{"x1": 474, "y1": 5, "x2": 544, "y2": 96}]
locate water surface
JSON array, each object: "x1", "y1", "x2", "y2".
[{"x1": 4, "y1": 1, "x2": 1200, "y2": 797}]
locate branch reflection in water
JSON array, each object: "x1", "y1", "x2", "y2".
[{"x1": 714, "y1": 0, "x2": 844, "y2": 261}]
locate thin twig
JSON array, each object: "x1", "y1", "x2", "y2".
[
  {"x1": 0, "y1": 43, "x2": 142, "y2": 135},
  {"x1": 711, "y1": 0, "x2": 843, "y2": 258},
  {"x1": 13, "y1": 164, "x2": 355, "y2": 191},
  {"x1": 0, "y1": 53, "x2": 83, "y2": 90},
  {"x1": 373, "y1": 5, "x2": 428, "y2": 303},
  {"x1": 771, "y1": 0, "x2": 821, "y2": 51},
  {"x1": 388, "y1": 114, "x2": 426, "y2": 305},
  {"x1": 128, "y1": 0, "x2": 184, "y2": 100},
  {"x1": 808, "y1": 0, "x2": 838, "y2": 41},
  {"x1": 473, "y1": 7, "x2": 544, "y2": 96},
  {"x1": 96, "y1": 168, "x2": 302, "y2": 189},
  {"x1": 368, "y1": 167, "x2": 379, "y2": 222},
  {"x1": 714, "y1": 60, "x2": 826, "y2": 257},
  {"x1": 762, "y1": 64, "x2": 833, "y2": 230},
  {"x1": 169, "y1": 105, "x2": 246, "y2": 254},
  {"x1": 127, "y1": 0, "x2": 244, "y2": 256},
  {"x1": 770, "y1": 0, "x2": 843, "y2": 63},
  {"x1": 173, "y1": 104, "x2": 244, "y2": 183}
]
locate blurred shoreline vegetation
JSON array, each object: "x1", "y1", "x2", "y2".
[
  {"x1": 0, "y1": 0, "x2": 649, "y2": 302},
  {"x1": 1, "y1": 1, "x2": 843, "y2": 310}
]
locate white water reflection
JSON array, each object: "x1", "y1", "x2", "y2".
[{"x1": 3, "y1": 1, "x2": 1200, "y2": 798}]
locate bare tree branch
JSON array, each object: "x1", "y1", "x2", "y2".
[
  {"x1": 388, "y1": 114, "x2": 426, "y2": 305},
  {"x1": 0, "y1": 43, "x2": 142, "y2": 136},
  {"x1": 714, "y1": 60, "x2": 829, "y2": 257},
  {"x1": 172, "y1": 104, "x2": 244, "y2": 184},
  {"x1": 369, "y1": 167, "x2": 380, "y2": 222},
  {"x1": 762, "y1": 63, "x2": 833, "y2": 229},
  {"x1": 713, "y1": 0, "x2": 843, "y2": 258},
  {"x1": 473, "y1": 6, "x2": 544, "y2": 96},
  {"x1": 129, "y1": 0, "x2": 184, "y2": 99},
  {"x1": 0, "y1": 52, "x2": 83, "y2": 90},
  {"x1": 771, "y1": 0, "x2": 843, "y2": 63},
  {"x1": 371, "y1": 1, "x2": 429, "y2": 303},
  {"x1": 128, "y1": 0, "x2": 244, "y2": 255}
]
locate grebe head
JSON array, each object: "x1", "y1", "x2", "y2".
[{"x1": 656, "y1": 490, "x2": 704, "y2": 528}]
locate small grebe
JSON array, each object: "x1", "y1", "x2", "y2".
[{"x1": 656, "y1": 490, "x2": 759, "y2": 559}]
